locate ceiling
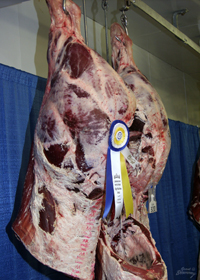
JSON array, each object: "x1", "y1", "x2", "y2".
[
  {"x1": 135, "y1": 0, "x2": 200, "y2": 46},
  {"x1": 1, "y1": 0, "x2": 200, "y2": 80}
]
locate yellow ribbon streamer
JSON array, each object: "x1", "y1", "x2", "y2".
[{"x1": 120, "y1": 152, "x2": 133, "y2": 218}]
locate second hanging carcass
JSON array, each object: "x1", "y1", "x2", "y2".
[{"x1": 95, "y1": 23, "x2": 171, "y2": 280}]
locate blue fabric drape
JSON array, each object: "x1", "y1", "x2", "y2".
[
  {"x1": 0, "y1": 64, "x2": 68, "y2": 280},
  {"x1": 0, "y1": 63, "x2": 200, "y2": 280},
  {"x1": 148, "y1": 120, "x2": 200, "y2": 280}
]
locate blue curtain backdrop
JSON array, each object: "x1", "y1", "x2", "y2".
[{"x1": 0, "y1": 63, "x2": 200, "y2": 280}]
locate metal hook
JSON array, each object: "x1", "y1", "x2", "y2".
[
  {"x1": 120, "y1": 0, "x2": 131, "y2": 12},
  {"x1": 172, "y1": 8, "x2": 189, "y2": 29},
  {"x1": 63, "y1": 0, "x2": 69, "y2": 15},
  {"x1": 102, "y1": 0, "x2": 109, "y2": 11},
  {"x1": 115, "y1": 36, "x2": 122, "y2": 43}
]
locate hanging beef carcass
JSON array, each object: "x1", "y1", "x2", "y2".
[
  {"x1": 189, "y1": 156, "x2": 200, "y2": 225},
  {"x1": 110, "y1": 23, "x2": 171, "y2": 221},
  {"x1": 12, "y1": 1, "x2": 136, "y2": 280},
  {"x1": 95, "y1": 23, "x2": 170, "y2": 280}
]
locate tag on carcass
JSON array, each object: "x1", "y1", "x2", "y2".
[
  {"x1": 103, "y1": 120, "x2": 133, "y2": 219},
  {"x1": 148, "y1": 185, "x2": 157, "y2": 213}
]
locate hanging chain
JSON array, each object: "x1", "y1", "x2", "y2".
[
  {"x1": 102, "y1": 0, "x2": 109, "y2": 63},
  {"x1": 120, "y1": 1, "x2": 131, "y2": 36},
  {"x1": 120, "y1": 11, "x2": 129, "y2": 36}
]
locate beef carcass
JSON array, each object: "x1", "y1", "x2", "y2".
[
  {"x1": 12, "y1": 1, "x2": 136, "y2": 279},
  {"x1": 110, "y1": 23, "x2": 171, "y2": 223},
  {"x1": 189, "y1": 156, "x2": 200, "y2": 225},
  {"x1": 95, "y1": 23, "x2": 170, "y2": 280}
]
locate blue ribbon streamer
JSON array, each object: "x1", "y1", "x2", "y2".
[{"x1": 103, "y1": 147, "x2": 113, "y2": 218}]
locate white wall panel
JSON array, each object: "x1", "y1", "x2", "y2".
[
  {"x1": 0, "y1": 5, "x2": 21, "y2": 69},
  {"x1": 185, "y1": 74, "x2": 200, "y2": 126},
  {"x1": 18, "y1": 0, "x2": 39, "y2": 76},
  {"x1": 149, "y1": 54, "x2": 188, "y2": 123}
]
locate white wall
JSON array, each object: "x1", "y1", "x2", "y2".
[{"x1": 0, "y1": 0, "x2": 200, "y2": 127}]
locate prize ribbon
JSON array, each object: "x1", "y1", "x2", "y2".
[{"x1": 103, "y1": 120, "x2": 134, "y2": 219}]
